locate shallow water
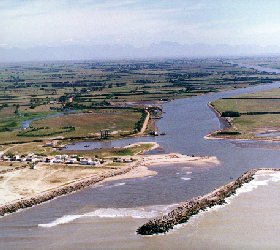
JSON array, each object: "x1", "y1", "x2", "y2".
[
  {"x1": 162, "y1": 172, "x2": 280, "y2": 250},
  {"x1": 22, "y1": 112, "x2": 65, "y2": 129},
  {"x1": 256, "y1": 131, "x2": 280, "y2": 137},
  {"x1": 2, "y1": 65, "x2": 280, "y2": 249},
  {"x1": 2, "y1": 172, "x2": 278, "y2": 250}
]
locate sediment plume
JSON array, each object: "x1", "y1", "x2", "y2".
[{"x1": 137, "y1": 168, "x2": 262, "y2": 235}]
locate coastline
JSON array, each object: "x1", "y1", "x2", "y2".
[
  {"x1": 99, "y1": 154, "x2": 220, "y2": 183},
  {"x1": 142, "y1": 154, "x2": 220, "y2": 167},
  {"x1": 137, "y1": 168, "x2": 280, "y2": 235},
  {"x1": 2, "y1": 78, "x2": 278, "y2": 223},
  {"x1": 0, "y1": 142, "x2": 217, "y2": 217},
  {"x1": 0, "y1": 161, "x2": 140, "y2": 217}
]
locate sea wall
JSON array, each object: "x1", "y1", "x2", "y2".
[
  {"x1": 0, "y1": 162, "x2": 140, "y2": 216},
  {"x1": 137, "y1": 169, "x2": 259, "y2": 235}
]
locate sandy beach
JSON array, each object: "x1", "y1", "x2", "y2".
[
  {"x1": 0, "y1": 162, "x2": 115, "y2": 205},
  {"x1": 142, "y1": 154, "x2": 220, "y2": 166},
  {"x1": 100, "y1": 153, "x2": 220, "y2": 183},
  {"x1": 0, "y1": 140, "x2": 219, "y2": 210}
]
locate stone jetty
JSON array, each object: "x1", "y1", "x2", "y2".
[
  {"x1": 0, "y1": 163, "x2": 140, "y2": 216},
  {"x1": 137, "y1": 169, "x2": 259, "y2": 235}
]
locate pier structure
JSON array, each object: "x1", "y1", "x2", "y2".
[{"x1": 100, "y1": 129, "x2": 110, "y2": 139}]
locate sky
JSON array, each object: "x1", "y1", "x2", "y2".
[{"x1": 1, "y1": 0, "x2": 280, "y2": 48}]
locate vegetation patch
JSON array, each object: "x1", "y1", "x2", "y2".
[
  {"x1": 221, "y1": 111, "x2": 240, "y2": 117},
  {"x1": 212, "y1": 87, "x2": 280, "y2": 140},
  {"x1": 17, "y1": 126, "x2": 75, "y2": 137},
  {"x1": 216, "y1": 131, "x2": 241, "y2": 135}
]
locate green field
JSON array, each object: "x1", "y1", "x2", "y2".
[
  {"x1": 0, "y1": 58, "x2": 279, "y2": 146},
  {"x1": 211, "y1": 88, "x2": 280, "y2": 140}
]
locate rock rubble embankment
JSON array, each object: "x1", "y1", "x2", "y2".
[
  {"x1": 137, "y1": 169, "x2": 259, "y2": 235},
  {"x1": 0, "y1": 163, "x2": 140, "y2": 216}
]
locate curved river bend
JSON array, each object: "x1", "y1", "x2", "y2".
[{"x1": 1, "y1": 66, "x2": 280, "y2": 249}]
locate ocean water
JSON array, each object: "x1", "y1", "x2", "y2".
[{"x1": 1, "y1": 172, "x2": 278, "y2": 250}]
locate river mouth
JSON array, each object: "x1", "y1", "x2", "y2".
[{"x1": 2, "y1": 78, "x2": 280, "y2": 248}]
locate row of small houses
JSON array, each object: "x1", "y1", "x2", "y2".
[{"x1": 1, "y1": 154, "x2": 102, "y2": 166}]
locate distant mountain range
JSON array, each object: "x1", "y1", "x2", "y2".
[{"x1": 1, "y1": 42, "x2": 280, "y2": 62}]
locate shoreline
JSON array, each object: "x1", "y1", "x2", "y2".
[
  {"x1": 142, "y1": 154, "x2": 220, "y2": 167},
  {"x1": 1, "y1": 80, "x2": 277, "y2": 220},
  {"x1": 208, "y1": 102, "x2": 232, "y2": 130},
  {"x1": 0, "y1": 161, "x2": 143, "y2": 217},
  {"x1": 99, "y1": 153, "x2": 220, "y2": 184},
  {"x1": 206, "y1": 102, "x2": 280, "y2": 143},
  {"x1": 137, "y1": 168, "x2": 280, "y2": 235},
  {"x1": 0, "y1": 144, "x2": 217, "y2": 217}
]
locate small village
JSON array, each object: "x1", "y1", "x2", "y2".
[{"x1": 0, "y1": 152, "x2": 135, "y2": 168}]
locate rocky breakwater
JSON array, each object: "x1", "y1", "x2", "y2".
[
  {"x1": 0, "y1": 162, "x2": 141, "y2": 217},
  {"x1": 137, "y1": 169, "x2": 258, "y2": 235}
]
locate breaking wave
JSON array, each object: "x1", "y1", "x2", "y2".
[
  {"x1": 38, "y1": 204, "x2": 178, "y2": 228},
  {"x1": 181, "y1": 177, "x2": 191, "y2": 181},
  {"x1": 113, "y1": 182, "x2": 126, "y2": 187},
  {"x1": 39, "y1": 172, "x2": 280, "y2": 229},
  {"x1": 192, "y1": 173, "x2": 275, "y2": 217}
]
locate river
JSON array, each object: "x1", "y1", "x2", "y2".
[{"x1": 1, "y1": 65, "x2": 280, "y2": 249}]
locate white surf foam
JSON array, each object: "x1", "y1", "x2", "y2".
[
  {"x1": 190, "y1": 174, "x2": 271, "y2": 218},
  {"x1": 234, "y1": 178, "x2": 269, "y2": 195},
  {"x1": 38, "y1": 204, "x2": 179, "y2": 228},
  {"x1": 186, "y1": 171, "x2": 192, "y2": 175},
  {"x1": 38, "y1": 215, "x2": 83, "y2": 228},
  {"x1": 265, "y1": 172, "x2": 280, "y2": 182},
  {"x1": 103, "y1": 182, "x2": 126, "y2": 189},
  {"x1": 254, "y1": 171, "x2": 280, "y2": 183},
  {"x1": 39, "y1": 174, "x2": 278, "y2": 229},
  {"x1": 113, "y1": 182, "x2": 126, "y2": 187},
  {"x1": 181, "y1": 177, "x2": 191, "y2": 181}
]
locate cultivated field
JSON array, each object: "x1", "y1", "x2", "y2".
[
  {"x1": 211, "y1": 88, "x2": 280, "y2": 140},
  {"x1": 0, "y1": 59, "x2": 278, "y2": 145}
]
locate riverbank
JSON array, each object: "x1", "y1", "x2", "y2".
[
  {"x1": 205, "y1": 102, "x2": 280, "y2": 142},
  {"x1": 0, "y1": 140, "x2": 218, "y2": 217},
  {"x1": 0, "y1": 142, "x2": 159, "y2": 211},
  {"x1": 142, "y1": 154, "x2": 220, "y2": 167},
  {"x1": 0, "y1": 161, "x2": 141, "y2": 216},
  {"x1": 137, "y1": 168, "x2": 279, "y2": 235},
  {"x1": 208, "y1": 102, "x2": 232, "y2": 129},
  {"x1": 207, "y1": 86, "x2": 280, "y2": 142},
  {"x1": 205, "y1": 102, "x2": 238, "y2": 140},
  {"x1": 99, "y1": 153, "x2": 219, "y2": 183}
]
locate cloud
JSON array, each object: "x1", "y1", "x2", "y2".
[
  {"x1": 1, "y1": 0, "x2": 280, "y2": 48},
  {"x1": 1, "y1": 0, "x2": 193, "y2": 47}
]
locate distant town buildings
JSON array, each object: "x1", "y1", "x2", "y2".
[{"x1": 0, "y1": 153, "x2": 102, "y2": 167}]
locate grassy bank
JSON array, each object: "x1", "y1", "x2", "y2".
[
  {"x1": 0, "y1": 59, "x2": 279, "y2": 145},
  {"x1": 211, "y1": 88, "x2": 280, "y2": 140}
]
